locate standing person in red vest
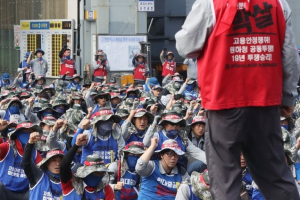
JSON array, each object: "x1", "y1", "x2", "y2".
[
  {"x1": 59, "y1": 45, "x2": 78, "y2": 80},
  {"x1": 160, "y1": 49, "x2": 176, "y2": 78},
  {"x1": 93, "y1": 50, "x2": 110, "y2": 84},
  {"x1": 176, "y1": 0, "x2": 300, "y2": 199},
  {"x1": 132, "y1": 53, "x2": 149, "y2": 85}
]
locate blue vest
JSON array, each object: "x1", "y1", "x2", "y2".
[
  {"x1": 0, "y1": 79, "x2": 10, "y2": 87},
  {"x1": 81, "y1": 134, "x2": 118, "y2": 164},
  {"x1": 242, "y1": 170, "x2": 253, "y2": 197},
  {"x1": 29, "y1": 172, "x2": 62, "y2": 200},
  {"x1": 183, "y1": 90, "x2": 198, "y2": 100},
  {"x1": 67, "y1": 82, "x2": 81, "y2": 90},
  {"x1": 0, "y1": 145, "x2": 37, "y2": 192},
  {"x1": 20, "y1": 81, "x2": 29, "y2": 88},
  {"x1": 63, "y1": 187, "x2": 105, "y2": 200},
  {"x1": 144, "y1": 84, "x2": 150, "y2": 92},
  {"x1": 156, "y1": 131, "x2": 186, "y2": 166},
  {"x1": 115, "y1": 170, "x2": 140, "y2": 200},
  {"x1": 91, "y1": 104, "x2": 101, "y2": 116},
  {"x1": 138, "y1": 160, "x2": 182, "y2": 200},
  {"x1": 189, "y1": 185, "x2": 201, "y2": 200},
  {"x1": 125, "y1": 133, "x2": 144, "y2": 145}
]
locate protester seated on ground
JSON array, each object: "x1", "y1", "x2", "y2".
[
  {"x1": 60, "y1": 133, "x2": 115, "y2": 200},
  {"x1": 72, "y1": 108, "x2": 124, "y2": 165},
  {"x1": 108, "y1": 141, "x2": 145, "y2": 200},
  {"x1": 0, "y1": 121, "x2": 42, "y2": 200},
  {"x1": 22, "y1": 132, "x2": 64, "y2": 200},
  {"x1": 136, "y1": 138, "x2": 189, "y2": 200},
  {"x1": 176, "y1": 170, "x2": 211, "y2": 200},
  {"x1": 143, "y1": 110, "x2": 207, "y2": 173},
  {"x1": 0, "y1": 73, "x2": 11, "y2": 90},
  {"x1": 121, "y1": 108, "x2": 154, "y2": 145}
]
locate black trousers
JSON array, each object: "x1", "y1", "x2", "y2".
[
  {"x1": 0, "y1": 182, "x2": 29, "y2": 200},
  {"x1": 205, "y1": 106, "x2": 300, "y2": 200}
]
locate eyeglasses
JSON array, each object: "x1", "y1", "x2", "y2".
[{"x1": 165, "y1": 151, "x2": 179, "y2": 158}]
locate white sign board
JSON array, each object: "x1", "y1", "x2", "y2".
[
  {"x1": 14, "y1": 25, "x2": 20, "y2": 50},
  {"x1": 20, "y1": 20, "x2": 74, "y2": 78},
  {"x1": 138, "y1": 0, "x2": 155, "y2": 12},
  {"x1": 98, "y1": 35, "x2": 147, "y2": 71}
]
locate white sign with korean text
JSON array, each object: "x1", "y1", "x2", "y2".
[{"x1": 138, "y1": 0, "x2": 155, "y2": 12}]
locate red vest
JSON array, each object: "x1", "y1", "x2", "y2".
[
  {"x1": 162, "y1": 61, "x2": 176, "y2": 76},
  {"x1": 198, "y1": 0, "x2": 286, "y2": 110},
  {"x1": 93, "y1": 60, "x2": 108, "y2": 77},
  {"x1": 60, "y1": 59, "x2": 75, "y2": 76},
  {"x1": 133, "y1": 64, "x2": 146, "y2": 80}
]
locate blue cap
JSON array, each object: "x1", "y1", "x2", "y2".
[
  {"x1": 24, "y1": 52, "x2": 31, "y2": 58},
  {"x1": 2, "y1": 73, "x2": 10, "y2": 80},
  {"x1": 147, "y1": 77, "x2": 160, "y2": 86},
  {"x1": 35, "y1": 49, "x2": 45, "y2": 55}
]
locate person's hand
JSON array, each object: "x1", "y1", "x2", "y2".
[
  {"x1": 30, "y1": 51, "x2": 34, "y2": 54},
  {"x1": 75, "y1": 133, "x2": 88, "y2": 146},
  {"x1": 53, "y1": 119, "x2": 64, "y2": 132},
  {"x1": 0, "y1": 99, "x2": 9, "y2": 106},
  {"x1": 66, "y1": 71, "x2": 70, "y2": 75},
  {"x1": 104, "y1": 76, "x2": 107, "y2": 80},
  {"x1": 150, "y1": 104, "x2": 158, "y2": 114},
  {"x1": 280, "y1": 106, "x2": 294, "y2": 117},
  {"x1": 28, "y1": 97, "x2": 34, "y2": 107},
  {"x1": 88, "y1": 107, "x2": 93, "y2": 114},
  {"x1": 0, "y1": 120, "x2": 8, "y2": 131},
  {"x1": 81, "y1": 119, "x2": 91, "y2": 130},
  {"x1": 153, "y1": 116, "x2": 161, "y2": 125},
  {"x1": 17, "y1": 72, "x2": 22, "y2": 77},
  {"x1": 23, "y1": 67, "x2": 28, "y2": 71},
  {"x1": 89, "y1": 82, "x2": 95, "y2": 90},
  {"x1": 296, "y1": 137, "x2": 300, "y2": 149},
  {"x1": 134, "y1": 53, "x2": 138, "y2": 57},
  {"x1": 132, "y1": 99, "x2": 139, "y2": 109},
  {"x1": 30, "y1": 72, "x2": 34, "y2": 75},
  {"x1": 163, "y1": 48, "x2": 167, "y2": 51},
  {"x1": 114, "y1": 182, "x2": 124, "y2": 191},
  {"x1": 150, "y1": 137, "x2": 158, "y2": 149},
  {"x1": 185, "y1": 78, "x2": 190, "y2": 84},
  {"x1": 185, "y1": 110, "x2": 194, "y2": 120},
  {"x1": 197, "y1": 110, "x2": 205, "y2": 116},
  {"x1": 28, "y1": 132, "x2": 40, "y2": 144},
  {"x1": 190, "y1": 100, "x2": 196, "y2": 108}
]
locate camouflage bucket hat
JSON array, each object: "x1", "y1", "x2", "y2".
[
  {"x1": 68, "y1": 110, "x2": 85, "y2": 132},
  {"x1": 9, "y1": 121, "x2": 43, "y2": 140},
  {"x1": 70, "y1": 74, "x2": 83, "y2": 82},
  {"x1": 72, "y1": 92, "x2": 84, "y2": 100},
  {"x1": 0, "y1": 121, "x2": 18, "y2": 138},
  {"x1": 40, "y1": 86, "x2": 56, "y2": 97},
  {"x1": 90, "y1": 88, "x2": 98, "y2": 96},
  {"x1": 32, "y1": 98, "x2": 48, "y2": 113},
  {"x1": 125, "y1": 88, "x2": 140, "y2": 99},
  {"x1": 159, "y1": 111, "x2": 186, "y2": 127},
  {"x1": 144, "y1": 98, "x2": 163, "y2": 112},
  {"x1": 91, "y1": 108, "x2": 121, "y2": 124},
  {"x1": 34, "y1": 75, "x2": 46, "y2": 84},
  {"x1": 52, "y1": 97, "x2": 69, "y2": 109},
  {"x1": 37, "y1": 149, "x2": 64, "y2": 170},
  {"x1": 75, "y1": 154, "x2": 114, "y2": 178},
  {"x1": 110, "y1": 91, "x2": 122, "y2": 99},
  {"x1": 122, "y1": 141, "x2": 145, "y2": 155},
  {"x1": 191, "y1": 116, "x2": 206, "y2": 126},
  {"x1": 37, "y1": 103, "x2": 59, "y2": 119},
  {"x1": 39, "y1": 116, "x2": 57, "y2": 127},
  {"x1": 155, "y1": 140, "x2": 185, "y2": 155},
  {"x1": 33, "y1": 84, "x2": 44, "y2": 94},
  {"x1": 191, "y1": 170, "x2": 211, "y2": 200},
  {"x1": 5, "y1": 97, "x2": 24, "y2": 109},
  {"x1": 116, "y1": 108, "x2": 130, "y2": 118},
  {"x1": 20, "y1": 91, "x2": 32, "y2": 99},
  {"x1": 93, "y1": 91, "x2": 111, "y2": 103},
  {"x1": 133, "y1": 108, "x2": 154, "y2": 124},
  {"x1": 187, "y1": 78, "x2": 197, "y2": 85}
]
